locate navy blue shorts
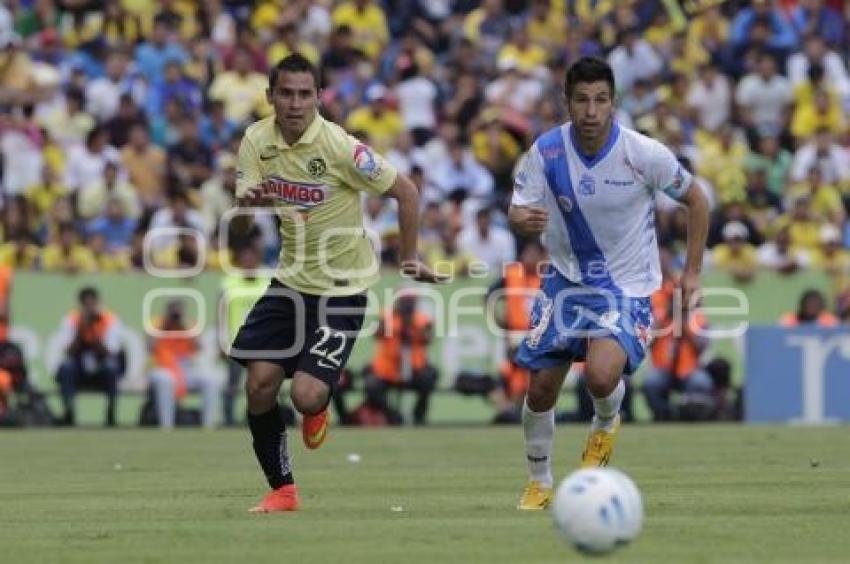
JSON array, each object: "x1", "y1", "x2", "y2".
[
  {"x1": 514, "y1": 267, "x2": 652, "y2": 375},
  {"x1": 229, "y1": 280, "x2": 367, "y2": 389}
]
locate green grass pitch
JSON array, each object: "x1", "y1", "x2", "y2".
[{"x1": 2, "y1": 425, "x2": 848, "y2": 564}]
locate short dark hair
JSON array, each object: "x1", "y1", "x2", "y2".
[
  {"x1": 268, "y1": 53, "x2": 320, "y2": 91},
  {"x1": 78, "y1": 286, "x2": 99, "y2": 304},
  {"x1": 564, "y1": 57, "x2": 616, "y2": 98}
]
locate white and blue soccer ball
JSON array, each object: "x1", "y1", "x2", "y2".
[{"x1": 551, "y1": 468, "x2": 644, "y2": 555}]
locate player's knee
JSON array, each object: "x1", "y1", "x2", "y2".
[
  {"x1": 527, "y1": 375, "x2": 559, "y2": 411},
  {"x1": 245, "y1": 374, "x2": 278, "y2": 407},
  {"x1": 583, "y1": 369, "x2": 619, "y2": 398},
  {"x1": 290, "y1": 375, "x2": 329, "y2": 415}
]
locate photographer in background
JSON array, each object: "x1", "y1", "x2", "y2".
[
  {"x1": 363, "y1": 289, "x2": 437, "y2": 425},
  {"x1": 148, "y1": 299, "x2": 219, "y2": 429},
  {"x1": 56, "y1": 287, "x2": 124, "y2": 426}
]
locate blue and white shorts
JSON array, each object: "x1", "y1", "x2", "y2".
[{"x1": 514, "y1": 267, "x2": 652, "y2": 375}]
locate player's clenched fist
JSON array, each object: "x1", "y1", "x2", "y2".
[{"x1": 508, "y1": 205, "x2": 549, "y2": 237}]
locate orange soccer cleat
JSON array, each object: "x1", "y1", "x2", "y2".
[
  {"x1": 249, "y1": 484, "x2": 300, "y2": 513},
  {"x1": 302, "y1": 408, "x2": 329, "y2": 450}
]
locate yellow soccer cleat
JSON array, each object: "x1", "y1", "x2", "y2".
[
  {"x1": 517, "y1": 480, "x2": 553, "y2": 511},
  {"x1": 580, "y1": 414, "x2": 621, "y2": 468}
]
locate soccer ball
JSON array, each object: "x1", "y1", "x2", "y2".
[{"x1": 551, "y1": 468, "x2": 644, "y2": 555}]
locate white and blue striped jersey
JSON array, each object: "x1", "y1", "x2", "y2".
[{"x1": 512, "y1": 122, "x2": 692, "y2": 298}]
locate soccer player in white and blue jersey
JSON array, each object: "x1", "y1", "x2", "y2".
[{"x1": 510, "y1": 57, "x2": 709, "y2": 510}]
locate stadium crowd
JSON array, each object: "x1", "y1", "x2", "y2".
[{"x1": 2, "y1": 0, "x2": 850, "y2": 426}]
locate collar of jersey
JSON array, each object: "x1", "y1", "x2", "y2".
[
  {"x1": 273, "y1": 113, "x2": 323, "y2": 149},
  {"x1": 568, "y1": 121, "x2": 620, "y2": 169}
]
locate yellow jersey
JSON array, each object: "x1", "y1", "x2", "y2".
[{"x1": 236, "y1": 113, "x2": 397, "y2": 296}]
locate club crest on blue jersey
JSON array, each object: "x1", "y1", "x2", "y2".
[
  {"x1": 579, "y1": 173, "x2": 596, "y2": 195},
  {"x1": 558, "y1": 195, "x2": 573, "y2": 213}
]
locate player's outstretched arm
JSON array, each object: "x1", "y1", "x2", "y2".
[
  {"x1": 678, "y1": 182, "x2": 710, "y2": 312},
  {"x1": 232, "y1": 183, "x2": 275, "y2": 235},
  {"x1": 508, "y1": 204, "x2": 549, "y2": 237},
  {"x1": 385, "y1": 174, "x2": 445, "y2": 283}
]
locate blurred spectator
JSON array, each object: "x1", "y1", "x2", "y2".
[
  {"x1": 345, "y1": 83, "x2": 403, "y2": 154},
  {"x1": 64, "y1": 126, "x2": 121, "y2": 194},
  {"x1": 687, "y1": 61, "x2": 732, "y2": 133},
  {"x1": 497, "y1": 25, "x2": 547, "y2": 75},
  {"x1": 779, "y1": 288, "x2": 839, "y2": 326},
  {"x1": 87, "y1": 197, "x2": 137, "y2": 255},
  {"x1": 711, "y1": 221, "x2": 758, "y2": 283},
  {"x1": 787, "y1": 33, "x2": 850, "y2": 97},
  {"x1": 608, "y1": 27, "x2": 663, "y2": 93},
  {"x1": 363, "y1": 290, "x2": 437, "y2": 425},
  {"x1": 707, "y1": 198, "x2": 763, "y2": 248},
  {"x1": 789, "y1": 0, "x2": 845, "y2": 48},
  {"x1": 36, "y1": 87, "x2": 95, "y2": 151},
  {"x1": 85, "y1": 50, "x2": 132, "y2": 123},
  {"x1": 167, "y1": 114, "x2": 213, "y2": 191},
  {"x1": 394, "y1": 59, "x2": 437, "y2": 145},
  {"x1": 122, "y1": 123, "x2": 167, "y2": 211},
  {"x1": 810, "y1": 224, "x2": 850, "y2": 282},
  {"x1": 735, "y1": 52, "x2": 793, "y2": 140},
  {"x1": 484, "y1": 57, "x2": 544, "y2": 116},
  {"x1": 41, "y1": 222, "x2": 97, "y2": 274},
  {"x1": 56, "y1": 287, "x2": 124, "y2": 426},
  {"x1": 134, "y1": 14, "x2": 188, "y2": 84},
  {"x1": 471, "y1": 115, "x2": 523, "y2": 190},
  {"x1": 697, "y1": 125, "x2": 750, "y2": 203},
  {"x1": 786, "y1": 166, "x2": 845, "y2": 225},
  {"x1": 444, "y1": 74, "x2": 485, "y2": 138},
  {"x1": 0, "y1": 31, "x2": 38, "y2": 106},
  {"x1": 729, "y1": 0, "x2": 797, "y2": 56},
  {"x1": 744, "y1": 168, "x2": 783, "y2": 234},
  {"x1": 744, "y1": 135, "x2": 792, "y2": 196},
  {"x1": 332, "y1": 0, "x2": 390, "y2": 61},
  {"x1": 78, "y1": 161, "x2": 141, "y2": 221},
  {"x1": 88, "y1": 232, "x2": 131, "y2": 273},
  {"x1": 199, "y1": 153, "x2": 238, "y2": 234},
  {"x1": 458, "y1": 206, "x2": 516, "y2": 277},
  {"x1": 527, "y1": 0, "x2": 566, "y2": 51},
  {"x1": 1, "y1": 105, "x2": 45, "y2": 195},
  {"x1": 208, "y1": 47, "x2": 270, "y2": 124},
  {"x1": 267, "y1": 22, "x2": 321, "y2": 67},
  {"x1": 148, "y1": 299, "x2": 219, "y2": 429},
  {"x1": 25, "y1": 164, "x2": 68, "y2": 222},
  {"x1": 777, "y1": 193, "x2": 825, "y2": 252},
  {"x1": 104, "y1": 93, "x2": 147, "y2": 148},
  {"x1": 148, "y1": 191, "x2": 207, "y2": 254},
  {"x1": 429, "y1": 138, "x2": 494, "y2": 201},
  {"x1": 790, "y1": 84, "x2": 846, "y2": 141},
  {"x1": 426, "y1": 223, "x2": 477, "y2": 278},
  {"x1": 790, "y1": 128, "x2": 850, "y2": 187},
  {"x1": 199, "y1": 100, "x2": 238, "y2": 152},
  {"x1": 101, "y1": 0, "x2": 143, "y2": 47},
  {"x1": 145, "y1": 59, "x2": 203, "y2": 118},
  {"x1": 644, "y1": 275, "x2": 713, "y2": 421},
  {"x1": 463, "y1": 0, "x2": 512, "y2": 60},
  {"x1": 757, "y1": 224, "x2": 811, "y2": 274}
]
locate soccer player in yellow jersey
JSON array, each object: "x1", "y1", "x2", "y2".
[{"x1": 229, "y1": 54, "x2": 441, "y2": 513}]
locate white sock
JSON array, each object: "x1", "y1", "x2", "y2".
[
  {"x1": 522, "y1": 399, "x2": 554, "y2": 488},
  {"x1": 590, "y1": 379, "x2": 625, "y2": 432}
]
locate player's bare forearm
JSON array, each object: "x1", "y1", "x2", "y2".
[
  {"x1": 386, "y1": 174, "x2": 419, "y2": 263},
  {"x1": 386, "y1": 174, "x2": 445, "y2": 283},
  {"x1": 679, "y1": 182, "x2": 710, "y2": 309},
  {"x1": 680, "y1": 183, "x2": 709, "y2": 276},
  {"x1": 508, "y1": 204, "x2": 548, "y2": 237}
]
